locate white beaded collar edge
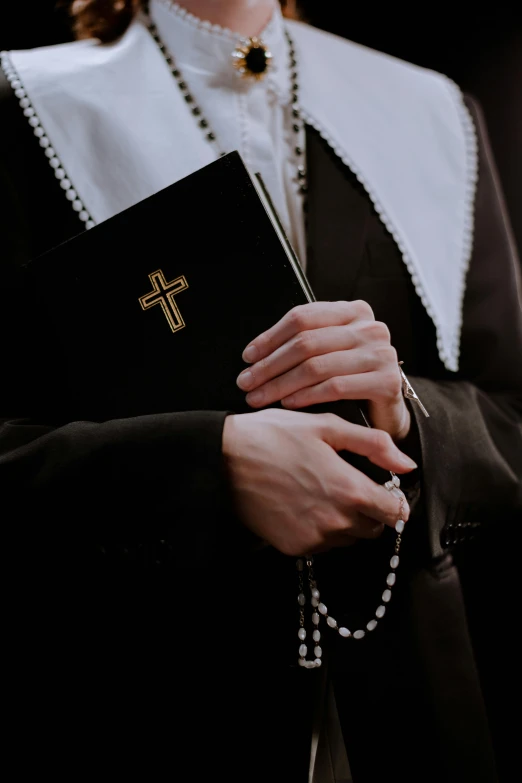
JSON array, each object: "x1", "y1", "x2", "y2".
[
  {"x1": 2, "y1": 19, "x2": 477, "y2": 372},
  {"x1": 0, "y1": 51, "x2": 95, "y2": 231}
]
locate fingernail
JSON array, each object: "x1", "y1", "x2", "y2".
[
  {"x1": 246, "y1": 390, "x2": 264, "y2": 407},
  {"x1": 242, "y1": 344, "x2": 258, "y2": 363},
  {"x1": 237, "y1": 370, "x2": 254, "y2": 390},
  {"x1": 400, "y1": 454, "x2": 418, "y2": 470}
]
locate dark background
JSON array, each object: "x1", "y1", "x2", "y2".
[
  {"x1": 1, "y1": 3, "x2": 520, "y2": 779},
  {"x1": 2, "y1": 2, "x2": 521, "y2": 256}
]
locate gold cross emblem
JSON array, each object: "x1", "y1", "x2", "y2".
[{"x1": 139, "y1": 270, "x2": 189, "y2": 333}]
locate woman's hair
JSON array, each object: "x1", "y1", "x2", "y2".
[{"x1": 70, "y1": 1, "x2": 299, "y2": 44}]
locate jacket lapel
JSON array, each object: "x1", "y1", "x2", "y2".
[{"x1": 305, "y1": 127, "x2": 371, "y2": 302}]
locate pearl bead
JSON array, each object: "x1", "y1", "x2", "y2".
[
  {"x1": 305, "y1": 660, "x2": 316, "y2": 669},
  {"x1": 14, "y1": 88, "x2": 25, "y2": 98},
  {"x1": 353, "y1": 630, "x2": 365, "y2": 640},
  {"x1": 390, "y1": 555, "x2": 400, "y2": 569},
  {"x1": 392, "y1": 475, "x2": 401, "y2": 487},
  {"x1": 86, "y1": 221, "x2": 95, "y2": 230},
  {"x1": 395, "y1": 519, "x2": 405, "y2": 534},
  {"x1": 79, "y1": 210, "x2": 89, "y2": 222},
  {"x1": 311, "y1": 597, "x2": 319, "y2": 608},
  {"x1": 39, "y1": 137, "x2": 50, "y2": 148},
  {"x1": 386, "y1": 573, "x2": 396, "y2": 587},
  {"x1": 60, "y1": 179, "x2": 71, "y2": 190},
  {"x1": 327, "y1": 616, "x2": 337, "y2": 628},
  {"x1": 313, "y1": 630, "x2": 321, "y2": 642},
  {"x1": 298, "y1": 628, "x2": 306, "y2": 641},
  {"x1": 297, "y1": 592, "x2": 305, "y2": 606},
  {"x1": 366, "y1": 619, "x2": 378, "y2": 632},
  {"x1": 19, "y1": 98, "x2": 30, "y2": 109},
  {"x1": 65, "y1": 189, "x2": 77, "y2": 201},
  {"x1": 10, "y1": 79, "x2": 21, "y2": 89},
  {"x1": 29, "y1": 116, "x2": 40, "y2": 127},
  {"x1": 44, "y1": 147, "x2": 55, "y2": 160},
  {"x1": 385, "y1": 480, "x2": 393, "y2": 490},
  {"x1": 318, "y1": 603, "x2": 327, "y2": 615},
  {"x1": 298, "y1": 658, "x2": 306, "y2": 667},
  {"x1": 338, "y1": 627, "x2": 351, "y2": 637},
  {"x1": 72, "y1": 200, "x2": 83, "y2": 212},
  {"x1": 49, "y1": 158, "x2": 60, "y2": 169},
  {"x1": 376, "y1": 605, "x2": 386, "y2": 619},
  {"x1": 314, "y1": 645, "x2": 322, "y2": 658},
  {"x1": 23, "y1": 107, "x2": 35, "y2": 117},
  {"x1": 314, "y1": 658, "x2": 322, "y2": 667},
  {"x1": 311, "y1": 588, "x2": 320, "y2": 600},
  {"x1": 55, "y1": 169, "x2": 65, "y2": 180},
  {"x1": 299, "y1": 644, "x2": 307, "y2": 658},
  {"x1": 34, "y1": 127, "x2": 45, "y2": 137},
  {"x1": 312, "y1": 612, "x2": 320, "y2": 625},
  {"x1": 382, "y1": 589, "x2": 392, "y2": 603}
]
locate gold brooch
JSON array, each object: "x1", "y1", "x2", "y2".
[{"x1": 232, "y1": 37, "x2": 272, "y2": 81}]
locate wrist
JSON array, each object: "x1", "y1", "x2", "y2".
[{"x1": 222, "y1": 413, "x2": 239, "y2": 459}]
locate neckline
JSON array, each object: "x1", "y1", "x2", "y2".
[
  {"x1": 153, "y1": 0, "x2": 280, "y2": 45},
  {"x1": 149, "y1": 0, "x2": 290, "y2": 97}
]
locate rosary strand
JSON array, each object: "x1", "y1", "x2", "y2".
[{"x1": 297, "y1": 475, "x2": 406, "y2": 669}]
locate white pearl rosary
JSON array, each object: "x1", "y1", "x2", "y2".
[{"x1": 297, "y1": 474, "x2": 406, "y2": 668}]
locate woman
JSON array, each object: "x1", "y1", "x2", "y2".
[{"x1": 1, "y1": 1, "x2": 520, "y2": 781}]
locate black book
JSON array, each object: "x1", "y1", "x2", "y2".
[{"x1": 26, "y1": 152, "x2": 386, "y2": 481}]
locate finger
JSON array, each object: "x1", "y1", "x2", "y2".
[
  {"x1": 245, "y1": 350, "x2": 374, "y2": 408},
  {"x1": 237, "y1": 325, "x2": 360, "y2": 392},
  {"x1": 319, "y1": 414, "x2": 417, "y2": 472},
  {"x1": 281, "y1": 369, "x2": 399, "y2": 409},
  {"x1": 337, "y1": 512, "x2": 386, "y2": 540},
  {"x1": 311, "y1": 532, "x2": 358, "y2": 553},
  {"x1": 242, "y1": 300, "x2": 374, "y2": 363},
  {"x1": 354, "y1": 478, "x2": 409, "y2": 529},
  {"x1": 333, "y1": 464, "x2": 410, "y2": 529}
]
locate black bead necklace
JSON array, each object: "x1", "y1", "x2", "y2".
[{"x1": 143, "y1": 3, "x2": 307, "y2": 197}]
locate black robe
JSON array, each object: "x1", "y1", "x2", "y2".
[{"x1": 1, "y1": 69, "x2": 521, "y2": 782}]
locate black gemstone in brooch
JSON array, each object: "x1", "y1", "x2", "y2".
[{"x1": 232, "y1": 37, "x2": 272, "y2": 81}]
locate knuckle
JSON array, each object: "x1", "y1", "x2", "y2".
[
  {"x1": 334, "y1": 300, "x2": 354, "y2": 322},
  {"x1": 294, "y1": 330, "x2": 316, "y2": 358},
  {"x1": 371, "y1": 428, "x2": 393, "y2": 454},
  {"x1": 374, "y1": 322, "x2": 392, "y2": 343},
  {"x1": 361, "y1": 320, "x2": 389, "y2": 342},
  {"x1": 306, "y1": 355, "x2": 326, "y2": 380},
  {"x1": 319, "y1": 412, "x2": 341, "y2": 429},
  {"x1": 288, "y1": 305, "x2": 309, "y2": 331},
  {"x1": 329, "y1": 376, "x2": 346, "y2": 399},
  {"x1": 353, "y1": 299, "x2": 374, "y2": 320},
  {"x1": 379, "y1": 369, "x2": 402, "y2": 400},
  {"x1": 375, "y1": 344, "x2": 397, "y2": 365}
]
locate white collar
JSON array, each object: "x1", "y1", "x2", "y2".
[
  {"x1": 150, "y1": 1, "x2": 290, "y2": 100},
  {"x1": 3, "y1": 14, "x2": 477, "y2": 371}
]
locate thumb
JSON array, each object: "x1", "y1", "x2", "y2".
[{"x1": 318, "y1": 414, "x2": 417, "y2": 474}]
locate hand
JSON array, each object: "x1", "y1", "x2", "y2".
[
  {"x1": 236, "y1": 301, "x2": 410, "y2": 441},
  {"x1": 222, "y1": 409, "x2": 416, "y2": 557}
]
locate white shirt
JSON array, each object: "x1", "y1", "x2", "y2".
[{"x1": 150, "y1": 0, "x2": 307, "y2": 265}]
